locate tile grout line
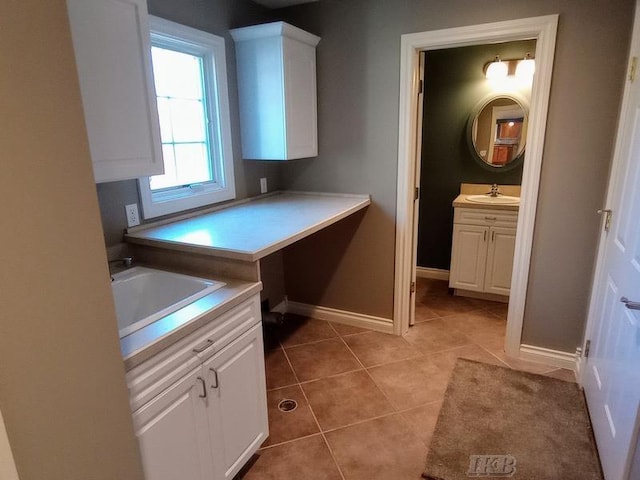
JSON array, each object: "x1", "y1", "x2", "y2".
[
  {"x1": 267, "y1": 309, "x2": 555, "y2": 467},
  {"x1": 336, "y1": 334, "x2": 404, "y2": 414},
  {"x1": 474, "y1": 342, "x2": 513, "y2": 369},
  {"x1": 473, "y1": 342, "x2": 565, "y2": 375},
  {"x1": 319, "y1": 398, "x2": 445, "y2": 437},
  {"x1": 278, "y1": 332, "x2": 348, "y2": 480},
  {"x1": 259, "y1": 395, "x2": 446, "y2": 451},
  {"x1": 258, "y1": 432, "x2": 324, "y2": 451},
  {"x1": 280, "y1": 320, "x2": 370, "y2": 350},
  {"x1": 261, "y1": 293, "x2": 565, "y2": 477}
]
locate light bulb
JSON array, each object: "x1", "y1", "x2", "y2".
[
  {"x1": 486, "y1": 58, "x2": 508, "y2": 80},
  {"x1": 516, "y1": 55, "x2": 535, "y2": 81}
]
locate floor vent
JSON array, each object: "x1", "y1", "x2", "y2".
[{"x1": 277, "y1": 399, "x2": 298, "y2": 412}]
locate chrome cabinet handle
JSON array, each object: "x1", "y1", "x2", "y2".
[
  {"x1": 192, "y1": 339, "x2": 214, "y2": 354},
  {"x1": 210, "y1": 368, "x2": 219, "y2": 389},
  {"x1": 197, "y1": 377, "x2": 207, "y2": 398},
  {"x1": 621, "y1": 297, "x2": 640, "y2": 310}
]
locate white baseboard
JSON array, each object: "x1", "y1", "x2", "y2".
[
  {"x1": 574, "y1": 347, "x2": 585, "y2": 384},
  {"x1": 575, "y1": 356, "x2": 583, "y2": 384},
  {"x1": 416, "y1": 267, "x2": 450, "y2": 281},
  {"x1": 271, "y1": 298, "x2": 288, "y2": 314},
  {"x1": 454, "y1": 289, "x2": 509, "y2": 303},
  {"x1": 519, "y1": 344, "x2": 578, "y2": 371},
  {"x1": 286, "y1": 301, "x2": 394, "y2": 334}
]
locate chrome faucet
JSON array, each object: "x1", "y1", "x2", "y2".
[
  {"x1": 487, "y1": 184, "x2": 501, "y2": 197},
  {"x1": 108, "y1": 256, "x2": 133, "y2": 268}
]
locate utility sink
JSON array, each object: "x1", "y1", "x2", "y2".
[
  {"x1": 466, "y1": 194, "x2": 520, "y2": 205},
  {"x1": 111, "y1": 267, "x2": 225, "y2": 338}
]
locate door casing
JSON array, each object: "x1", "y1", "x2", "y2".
[{"x1": 394, "y1": 15, "x2": 561, "y2": 366}]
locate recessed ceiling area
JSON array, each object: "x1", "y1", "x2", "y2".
[{"x1": 251, "y1": 0, "x2": 318, "y2": 9}]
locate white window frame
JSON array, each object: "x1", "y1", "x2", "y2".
[{"x1": 139, "y1": 16, "x2": 235, "y2": 219}]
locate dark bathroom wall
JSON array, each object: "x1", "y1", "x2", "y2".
[{"x1": 417, "y1": 40, "x2": 535, "y2": 270}]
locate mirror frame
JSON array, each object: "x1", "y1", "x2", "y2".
[{"x1": 466, "y1": 93, "x2": 529, "y2": 172}]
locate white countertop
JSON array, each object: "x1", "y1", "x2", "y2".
[
  {"x1": 121, "y1": 277, "x2": 262, "y2": 370},
  {"x1": 125, "y1": 191, "x2": 371, "y2": 261},
  {"x1": 452, "y1": 194, "x2": 520, "y2": 211}
]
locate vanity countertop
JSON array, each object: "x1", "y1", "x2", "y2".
[
  {"x1": 121, "y1": 276, "x2": 262, "y2": 370},
  {"x1": 452, "y1": 194, "x2": 520, "y2": 211},
  {"x1": 452, "y1": 183, "x2": 520, "y2": 211},
  {"x1": 125, "y1": 191, "x2": 371, "y2": 261}
]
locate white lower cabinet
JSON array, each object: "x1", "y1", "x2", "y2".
[
  {"x1": 128, "y1": 296, "x2": 268, "y2": 480},
  {"x1": 204, "y1": 325, "x2": 268, "y2": 480},
  {"x1": 133, "y1": 367, "x2": 215, "y2": 480},
  {"x1": 449, "y1": 224, "x2": 488, "y2": 292},
  {"x1": 449, "y1": 208, "x2": 518, "y2": 296},
  {"x1": 484, "y1": 226, "x2": 517, "y2": 295}
]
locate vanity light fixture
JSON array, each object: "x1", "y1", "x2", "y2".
[
  {"x1": 485, "y1": 56, "x2": 508, "y2": 80},
  {"x1": 515, "y1": 53, "x2": 536, "y2": 81},
  {"x1": 484, "y1": 54, "x2": 536, "y2": 83}
]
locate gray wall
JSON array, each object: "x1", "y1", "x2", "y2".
[
  {"x1": 97, "y1": 0, "x2": 281, "y2": 248},
  {"x1": 280, "y1": 0, "x2": 633, "y2": 352},
  {"x1": 418, "y1": 41, "x2": 533, "y2": 270}
]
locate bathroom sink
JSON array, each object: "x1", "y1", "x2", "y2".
[
  {"x1": 111, "y1": 267, "x2": 225, "y2": 338},
  {"x1": 466, "y1": 194, "x2": 520, "y2": 205}
]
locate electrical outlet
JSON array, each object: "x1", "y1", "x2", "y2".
[
  {"x1": 260, "y1": 177, "x2": 268, "y2": 194},
  {"x1": 125, "y1": 203, "x2": 140, "y2": 227}
]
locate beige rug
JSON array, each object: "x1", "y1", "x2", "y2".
[{"x1": 422, "y1": 359, "x2": 602, "y2": 480}]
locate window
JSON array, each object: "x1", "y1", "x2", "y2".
[{"x1": 139, "y1": 16, "x2": 235, "y2": 219}]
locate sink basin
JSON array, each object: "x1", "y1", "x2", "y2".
[
  {"x1": 466, "y1": 194, "x2": 520, "y2": 205},
  {"x1": 111, "y1": 267, "x2": 225, "y2": 338}
]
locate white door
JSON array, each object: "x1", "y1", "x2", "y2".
[
  {"x1": 449, "y1": 224, "x2": 488, "y2": 292},
  {"x1": 205, "y1": 324, "x2": 268, "y2": 480},
  {"x1": 484, "y1": 226, "x2": 516, "y2": 295},
  {"x1": 132, "y1": 367, "x2": 215, "y2": 480},
  {"x1": 583, "y1": 4, "x2": 640, "y2": 478}
]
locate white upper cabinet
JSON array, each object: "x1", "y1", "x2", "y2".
[
  {"x1": 66, "y1": 0, "x2": 164, "y2": 183},
  {"x1": 231, "y1": 22, "x2": 320, "y2": 160}
]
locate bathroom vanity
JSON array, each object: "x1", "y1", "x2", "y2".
[{"x1": 449, "y1": 185, "x2": 519, "y2": 301}]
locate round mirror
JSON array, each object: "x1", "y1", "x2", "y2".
[{"x1": 468, "y1": 95, "x2": 528, "y2": 170}]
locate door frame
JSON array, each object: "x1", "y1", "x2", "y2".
[{"x1": 393, "y1": 15, "x2": 558, "y2": 361}]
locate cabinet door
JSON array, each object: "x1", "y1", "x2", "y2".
[
  {"x1": 283, "y1": 37, "x2": 318, "y2": 159},
  {"x1": 449, "y1": 224, "x2": 488, "y2": 292},
  {"x1": 132, "y1": 367, "x2": 214, "y2": 480},
  {"x1": 66, "y1": 0, "x2": 164, "y2": 183},
  {"x1": 204, "y1": 324, "x2": 268, "y2": 480},
  {"x1": 485, "y1": 227, "x2": 517, "y2": 295}
]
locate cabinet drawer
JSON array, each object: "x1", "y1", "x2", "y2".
[
  {"x1": 454, "y1": 208, "x2": 518, "y2": 228},
  {"x1": 127, "y1": 294, "x2": 261, "y2": 412}
]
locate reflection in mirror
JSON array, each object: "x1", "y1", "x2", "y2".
[{"x1": 471, "y1": 96, "x2": 527, "y2": 168}]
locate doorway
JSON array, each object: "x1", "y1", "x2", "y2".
[
  {"x1": 413, "y1": 40, "x2": 534, "y2": 360},
  {"x1": 394, "y1": 15, "x2": 565, "y2": 367}
]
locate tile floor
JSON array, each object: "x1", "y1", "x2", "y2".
[{"x1": 239, "y1": 278, "x2": 575, "y2": 480}]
